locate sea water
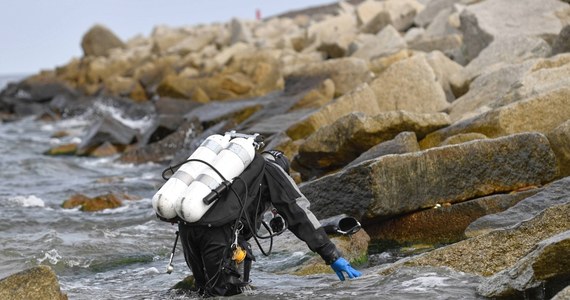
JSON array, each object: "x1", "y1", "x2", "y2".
[{"x1": 0, "y1": 100, "x2": 486, "y2": 299}]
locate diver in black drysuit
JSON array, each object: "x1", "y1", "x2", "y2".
[{"x1": 174, "y1": 150, "x2": 361, "y2": 297}]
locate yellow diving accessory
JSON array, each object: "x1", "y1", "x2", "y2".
[{"x1": 232, "y1": 246, "x2": 247, "y2": 263}]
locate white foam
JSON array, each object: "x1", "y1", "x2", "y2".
[
  {"x1": 37, "y1": 249, "x2": 62, "y2": 265},
  {"x1": 401, "y1": 274, "x2": 449, "y2": 292},
  {"x1": 135, "y1": 267, "x2": 160, "y2": 275},
  {"x1": 9, "y1": 195, "x2": 45, "y2": 207},
  {"x1": 93, "y1": 101, "x2": 154, "y2": 132}
]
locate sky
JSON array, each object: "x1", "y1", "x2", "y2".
[{"x1": 0, "y1": 0, "x2": 336, "y2": 75}]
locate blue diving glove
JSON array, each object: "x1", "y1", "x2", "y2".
[{"x1": 330, "y1": 257, "x2": 362, "y2": 281}]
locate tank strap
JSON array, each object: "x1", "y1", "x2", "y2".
[
  {"x1": 196, "y1": 173, "x2": 221, "y2": 190},
  {"x1": 171, "y1": 170, "x2": 195, "y2": 185},
  {"x1": 227, "y1": 143, "x2": 253, "y2": 166},
  {"x1": 202, "y1": 138, "x2": 226, "y2": 153}
]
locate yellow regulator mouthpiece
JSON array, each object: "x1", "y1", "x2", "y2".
[{"x1": 232, "y1": 246, "x2": 247, "y2": 264}]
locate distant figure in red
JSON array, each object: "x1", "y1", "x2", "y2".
[{"x1": 256, "y1": 9, "x2": 261, "y2": 20}]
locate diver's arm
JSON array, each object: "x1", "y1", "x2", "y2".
[{"x1": 262, "y1": 161, "x2": 342, "y2": 264}]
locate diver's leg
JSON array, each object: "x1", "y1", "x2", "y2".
[
  {"x1": 178, "y1": 223, "x2": 207, "y2": 292},
  {"x1": 196, "y1": 223, "x2": 242, "y2": 296}
]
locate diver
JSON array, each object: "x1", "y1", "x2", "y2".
[{"x1": 154, "y1": 134, "x2": 361, "y2": 297}]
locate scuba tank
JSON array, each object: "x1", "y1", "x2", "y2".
[
  {"x1": 175, "y1": 134, "x2": 258, "y2": 223},
  {"x1": 152, "y1": 134, "x2": 231, "y2": 219}
]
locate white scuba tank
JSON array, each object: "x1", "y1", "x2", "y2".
[
  {"x1": 152, "y1": 134, "x2": 231, "y2": 219},
  {"x1": 175, "y1": 136, "x2": 256, "y2": 223}
]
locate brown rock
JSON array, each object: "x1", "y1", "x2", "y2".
[
  {"x1": 420, "y1": 87, "x2": 570, "y2": 149},
  {"x1": 295, "y1": 111, "x2": 450, "y2": 173},
  {"x1": 0, "y1": 266, "x2": 67, "y2": 300},
  {"x1": 382, "y1": 202, "x2": 570, "y2": 278},
  {"x1": 62, "y1": 193, "x2": 122, "y2": 212},
  {"x1": 287, "y1": 57, "x2": 373, "y2": 97},
  {"x1": 366, "y1": 189, "x2": 540, "y2": 246},
  {"x1": 301, "y1": 133, "x2": 557, "y2": 222},
  {"x1": 369, "y1": 55, "x2": 449, "y2": 113},
  {"x1": 44, "y1": 143, "x2": 78, "y2": 156},
  {"x1": 81, "y1": 24, "x2": 125, "y2": 57},
  {"x1": 547, "y1": 120, "x2": 570, "y2": 179},
  {"x1": 292, "y1": 229, "x2": 370, "y2": 276},
  {"x1": 440, "y1": 132, "x2": 488, "y2": 146},
  {"x1": 286, "y1": 83, "x2": 380, "y2": 140}
]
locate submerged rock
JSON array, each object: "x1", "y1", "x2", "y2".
[{"x1": 62, "y1": 193, "x2": 123, "y2": 212}]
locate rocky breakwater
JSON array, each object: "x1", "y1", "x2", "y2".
[{"x1": 1, "y1": 0, "x2": 570, "y2": 298}]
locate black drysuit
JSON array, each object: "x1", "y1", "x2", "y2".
[{"x1": 177, "y1": 153, "x2": 340, "y2": 296}]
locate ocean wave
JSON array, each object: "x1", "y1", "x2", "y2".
[
  {"x1": 92, "y1": 100, "x2": 154, "y2": 132},
  {"x1": 6, "y1": 195, "x2": 45, "y2": 207},
  {"x1": 37, "y1": 248, "x2": 93, "y2": 269},
  {"x1": 400, "y1": 273, "x2": 450, "y2": 292}
]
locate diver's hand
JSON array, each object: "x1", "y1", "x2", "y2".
[{"x1": 330, "y1": 257, "x2": 361, "y2": 281}]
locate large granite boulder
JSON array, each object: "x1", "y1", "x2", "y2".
[
  {"x1": 414, "y1": 0, "x2": 460, "y2": 28},
  {"x1": 349, "y1": 25, "x2": 408, "y2": 60},
  {"x1": 477, "y1": 230, "x2": 570, "y2": 299},
  {"x1": 346, "y1": 131, "x2": 420, "y2": 168},
  {"x1": 286, "y1": 57, "x2": 373, "y2": 97},
  {"x1": 301, "y1": 132, "x2": 557, "y2": 223},
  {"x1": 368, "y1": 54, "x2": 449, "y2": 113},
  {"x1": 462, "y1": 35, "x2": 552, "y2": 81},
  {"x1": 367, "y1": 188, "x2": 541, "y2": 247},
  {"x1": 421, "y1": 86, "x2": 570, "y2": 149},
  {"x1": 286, "y1": 83, "x2": 380, "y2": 140},
  {"x1": 383, "y1": 200, "x2": 570, "y2": 278},
  {"x1": 447, "y1": 54, "x2": 570, "y2": 123},
  {"x1": 294, "y1": 111, "x2": 450, "y2": 177},
  {"x1": 0, "y1": 266, "x2": 67, "y2": 300},
  {"x1": 465, "y1": 177, "x2": 570, "y2": 238},
  {"x1": 459, "y1": 0, "x2": 569, "y2": 62}
]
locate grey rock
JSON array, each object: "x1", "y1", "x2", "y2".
[
  {"x1": 552, "y1": 25, "x2": 570, "y2": 56},
  {"x1": 463, "y1": 36, "x2": 551, "y2": 81},
  {"x1": 465, "y1": 177, "x2": 570, "y2": 238},
  {"x1": 295, "y1": 111, "x2": 449, "y2": 175},
  {"x1": 302, "y1": 132, "x2": 557, "y2": 222},
  {"x1": 421, "y1": 86, "x2": 570, "y2": 148},
  {"x1": 459, "y1": 0, "x2": 568, "y2": 62},
  {"x1": 369, "y1": 54, "x2": 449, "y2": 113},
  {"x1": 347, "y1": 131, "x2": 420, "y2": 168},
  {"x1": 414, "y1": 0, "x2": 461, "y2": 27},
  {"x1": 382, "y1": 200, "x2": 570, "y2": 278},
  {"x1": 477, "y1": 230, "x2": 570, "y2": 298}
]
